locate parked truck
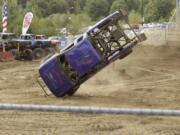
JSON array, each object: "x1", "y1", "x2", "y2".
[
  {"x1": 13, "y1": 34, "x2": 59, "y2": 60},
  {"x1": 38, "y1": 9, "x2": 146, "y2": 97},
  {"x1": 0, "y1": 33, "x2": 59, "y2": 60}
]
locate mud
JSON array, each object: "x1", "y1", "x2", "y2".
[{"x1": 0, "y1": 44, "x2": 180, "y2": 135}]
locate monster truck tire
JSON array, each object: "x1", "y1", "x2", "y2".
[
  {"x1": 23, "y1": 49, "x2": 33, "y2": 60},
  {"x1": 33, "y1": 48, "x2": 45, "y2": 59}
]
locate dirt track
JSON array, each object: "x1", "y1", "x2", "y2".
[{"x1": 0, "y1": 44, "x2": 180, "y2": 135}]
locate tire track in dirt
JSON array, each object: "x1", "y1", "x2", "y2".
[{"x1": 123, "y1": 66, "x2": 180, "y2": 89}]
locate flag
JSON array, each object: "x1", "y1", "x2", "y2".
[
  {"x1": 2, "y1": 3, "x2": 8, "y2": 33},
  {"x1": 22, "y1": 12, "x2": 33, "y2": 34}
]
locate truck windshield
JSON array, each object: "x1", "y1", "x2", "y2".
[{"x1": 57, "y1": 54, "x2": 78, "y2": 84}]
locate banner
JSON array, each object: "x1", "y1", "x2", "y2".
[{"x1": 22, "y1": 12, "x2": 33, "y2": 34}]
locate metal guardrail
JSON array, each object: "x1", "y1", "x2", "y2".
[{"x1": 0, "y1": 103, "x2": 180, "y2": 117}]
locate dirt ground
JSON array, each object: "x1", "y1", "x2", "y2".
[{"x1": 0, "y1": 44, "x2": 180, "y2": 135}]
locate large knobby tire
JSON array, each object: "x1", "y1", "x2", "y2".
[
  {"x1": 33, "y1": 48, "x2": 45, "y2": 59},
  {"x1": 23, "y1": 49, "x2": 33, "y2": 60}
]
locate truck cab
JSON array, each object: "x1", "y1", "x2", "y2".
[
  {"x1": 20, "y1": 34, "x2": 35, "y2": 40},
  {"x1": 16, "y1": 34, "x2": 57, "y2": 60},
  {"x1": 39, "y1": 9, "x2": 146, "y2": 97}
]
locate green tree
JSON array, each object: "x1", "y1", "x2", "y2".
[
  {"x1": 110, "y1": 0, "x2": 140, "y2": 13},
  {"x1": 68, "y1": 13, "x2": 92, "y2": 34},
  {"x1": 35, "y1": 17, "x2": 56, "y2": 36},
  {"x1": 48, "y1": 0, "x2": 69, "y2": 14},
  {"x1": 26, "y1": 1, "x2": 42, "y2": 17},
  {"x1": 6, "y1": 0, "x2": 23, "y2": 33},
  {"x1": 78, "y1": 0, "x2": 87, "y2": 10},
  {"x1": 0, "y1": 0, "x2": 176, "y2": 35},
  {"x1": 17, "y1": 0, "x2": 28, "y2": 8},
  {"x1": 145, "y1": 0, "x2": 175, "y2": 22},
  {"x1": 84, "y1": 0, "x2": 109, "y2": 20},
  {"x1": 66, "y1": 0, "x2": 81, "y2": 14},
  {"x1": 129, "y1": 10, "x2": 141, "y2": 24},
  {"x1": 110, "y1": 0, "x2": 127, "y2": 13}
]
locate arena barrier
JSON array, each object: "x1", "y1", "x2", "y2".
[{"x1": 0, "y1": 103, "x2": 180, "y2": 117}]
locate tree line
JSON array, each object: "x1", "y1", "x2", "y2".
[{"x1": 0, "y1": 0, "x2": 176, "y2": 36}]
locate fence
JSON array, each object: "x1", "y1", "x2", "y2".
[{"x1": 1, "y1": 103, "x2": 180, "y2": 117}]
